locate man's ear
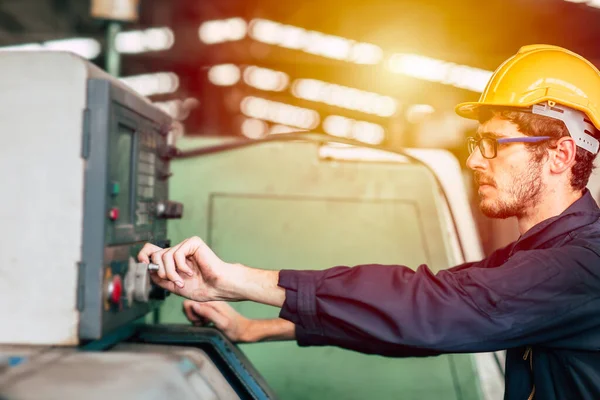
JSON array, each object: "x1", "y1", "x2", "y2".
[{"x1": 550, "y1": 137, "x2": 577, "y2": 174}]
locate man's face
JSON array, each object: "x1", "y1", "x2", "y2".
[{"x1": 466, "y1": 116, "x2": 545, "y2": 219}]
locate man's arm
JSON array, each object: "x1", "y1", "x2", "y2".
[
  {"x1": 138, "y1": 236, "x2": 464, "y2": 356},
  {"x1": 182, "y1": 300, "x2": 295, "y2": 343},
  {"x1": 224, "y1": 266, "x2": 286, "y2": 308},
  {"x1": 243, "y1": 318, "x2": 296, "y2": 342},
  {"x1": 277, "y1": 246, "x2": 600, "y2": 355},
  {"x1": 140, "y1": 237, "x2": 600, "y2": 356}
]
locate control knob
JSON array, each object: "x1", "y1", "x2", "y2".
[
  {"x1": 125, "y1": 257, "x2": 152, "y2": 303},
  {"x1": 155, "y1": 200, "x2": 183, "y2": 219}
]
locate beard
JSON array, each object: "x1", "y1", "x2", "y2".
[{"x1": 475, "y1": 160, "x2": 544, "y2": 219}]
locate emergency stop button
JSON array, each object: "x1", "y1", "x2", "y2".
[
  {"x1": 108, "y1": 207, "x2": 119, "y2": 221},
  {"x1": 109, "y1": 275, "x2": 122, "y2": 305}
]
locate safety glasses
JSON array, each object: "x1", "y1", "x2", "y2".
[{"x1": 467, "y1": 136, "x2": 552, "y2": 159}]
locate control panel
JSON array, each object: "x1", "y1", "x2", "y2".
[
  {"x1": 0, "y1": 56, "x2": 277, "y2": 400},
  {"x1": 79, "y1": 78, "x2": 183, "y2": 340},
  {"x1": 0, "y1": 52, "x2": 184, "y2": 345}
]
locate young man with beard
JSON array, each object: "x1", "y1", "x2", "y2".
[{"x1": 139, "y1": 45, "x2": 600, "y2": 399}]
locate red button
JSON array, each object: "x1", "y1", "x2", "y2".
[
  {"x1": 109, "y1": 207, "x2": 120, "y2": 221},
  {"x1": 110, "y1": 275, "x2": 122, "y2": 304}
]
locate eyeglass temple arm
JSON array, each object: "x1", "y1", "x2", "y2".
[{"x1": 496, "y1": 136, "x2": 552, "y2": 144}]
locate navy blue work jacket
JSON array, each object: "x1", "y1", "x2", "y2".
[{"x1": 278, "y1": 189, "x2": 600, "y2": 399}]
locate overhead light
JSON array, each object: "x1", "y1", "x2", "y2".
[
  {"x1": 115, "y1": 27, "x2": 174, "y2": 54},
  {"x1": 323, "y1": 115, "x2": 385, "y2": 144},
  {"x1": 199, "y1": 18, "x2": 247, "y2": 44},
  {"x1": 214, "y1": 63, "x2": 398, "y2": 118},
  {"x1": 350, "y1": 42, "x2": 384, "y2": 65},
  {"x1": 0, "y1": 38, "x2": 101, "y2": 60},
  {"x1": 278, "y1": 25, "x2": 305, "y2": 49},
  {"x1": 248, "y1": 18, "x2": 383, "y2": 65},
  {"x1": 208, "y1": 64, "x2": 287, "y2": 90},
  {"x1": 240, "y1": 117, "x2": 307, "y2": 137},
  {"x1": 241, "y1": 118, "x2": 269, "y2": 139},
  {"x1": 243, "y1": 66, "x2": 289, "y2": 91},
  {"x1": 292, "y1": 79, "x2": 397, "y2": 117},
  {"x1": 387, "y1": 53, "x2": 493, "y2": 93},
  {"x1": 241, "y1": 96, "x2": 320, "y2": 129},
  {"x1": 120, "y1": 72, "x2": 179, "y2": 96},
  {"x1": 208, "y1": 64, "x2": 241, "y2": 86},
  {"x1": 405, "y1": 104, "x2": 435, "y2": 124}
]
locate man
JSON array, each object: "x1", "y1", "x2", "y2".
[{"x1": 138, "y1": 45, "x2": 600, "y2": 399}]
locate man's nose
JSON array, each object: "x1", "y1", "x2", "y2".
[{"x1": 466, "y1": 146, "x2": 487, "y2": 171}]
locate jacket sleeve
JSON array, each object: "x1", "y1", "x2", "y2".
[{"x1": 278, "y1": 245, "x2": 600, "y2": 356}]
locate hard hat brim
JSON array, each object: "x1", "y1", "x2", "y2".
[
  {"x1": 454, "y1": 102, "x2": 484, "y2": 121},
  {"x1": 454, "y1": 101, "x2": 537, "y2": 120}
]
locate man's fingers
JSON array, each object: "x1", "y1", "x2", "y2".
[
  {"x1": 188, "y1": 236, "x2": 223, "y2": 268},
  {"x1": 166, "y1": 237, "x2": 203, "y2": 279},
  {"x1": 192, "y1": 303, "x2": 229, "y2": 330},
  {"x1": 155, "y1": 250, "x2": 183, "y2": 288},
  {"x1": 183, "y1": 300, "x2": 203, "y2": 323},
  {"x1": 174, "y1": 246, "x2": 195, "y2": 277},
  {"x1": 140, "y1": 236, "x2": 220, "y2": 296},
  {"x1": 183, "y1": 301, "x2": 195, "y2": 319},
  {"x1": 149, "y1": 272, "x2": 178, "y2": 294},
  {"x1": 161, "y1": 244, "x2": 185, "y2": 288},
  {"x1": 138, "y1": 243, "x2": 162, "y2": 263},
  {"x1": 150, "y1": 250, "x2": 169, "y2": 280}
]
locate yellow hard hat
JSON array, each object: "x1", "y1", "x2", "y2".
[{"x1": 455, "y1": 44, "x2": 600, "y2": 153}]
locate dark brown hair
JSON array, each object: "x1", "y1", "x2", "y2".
[{"x1": 478, "y1": 108, "x2": 599, "y2": 191}]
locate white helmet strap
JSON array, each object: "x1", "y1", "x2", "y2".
[{"x1": 532, "y1": 102, "x2": 599, "y2": 154}]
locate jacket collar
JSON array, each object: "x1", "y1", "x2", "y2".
[{"x1": 509, "y1": 189, "x2": 600, "y2": 254}]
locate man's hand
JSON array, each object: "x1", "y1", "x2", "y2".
[
  {"x1": 183, "y1": 300, "x2": 250, "y2": 342},
  {"x1": 138, "y1": 236, "x2": 286, "y2": 306},
  {"x1": 137, "y1": 237, "x2": 243, "y2": 302},
  {"x1": 183, "y1": 300, "x2": 297, "y2": 343}
]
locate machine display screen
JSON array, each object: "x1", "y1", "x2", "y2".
[{"x1": 115, "y1": 124, "x2": 134, "y2": 224}]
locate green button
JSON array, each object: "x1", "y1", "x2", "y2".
[{"x1": 110, "y1": 181, "x2": 120, "y2": 196}]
